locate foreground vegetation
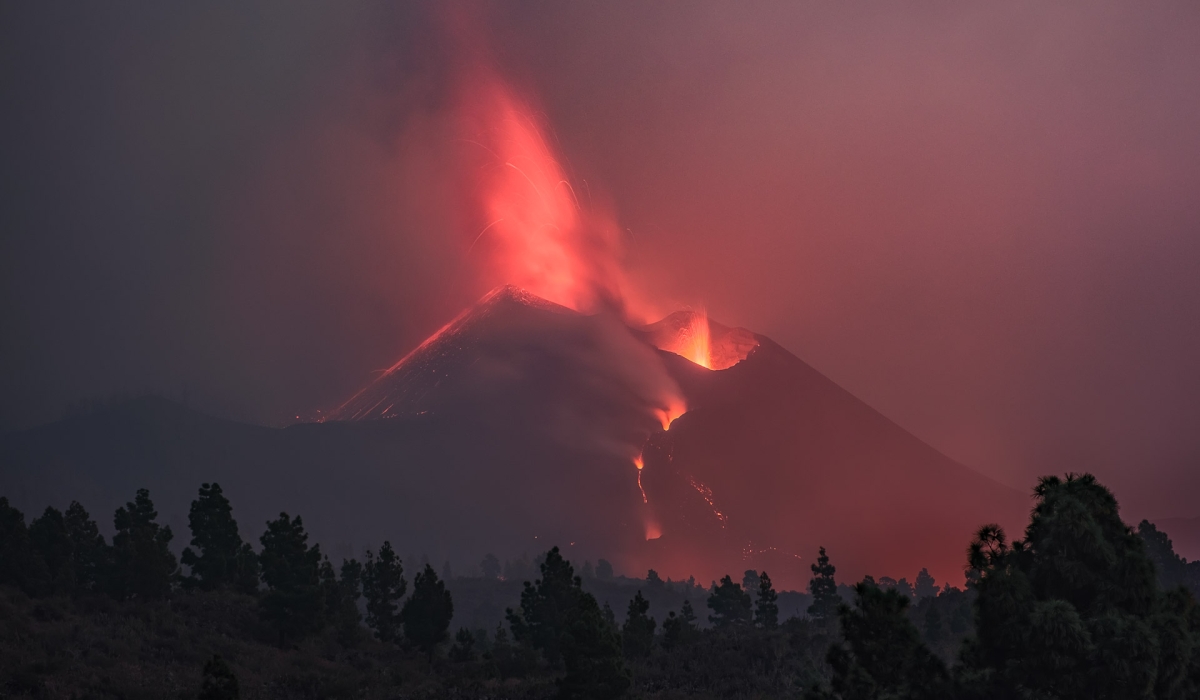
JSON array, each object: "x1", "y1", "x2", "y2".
[{"x1": 2, "y1": 473, "x2": 1198, "y2": 699}]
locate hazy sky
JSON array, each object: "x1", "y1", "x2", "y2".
[{"x1": 2, "y1": 2, "x2": 1198, "y2": 519}]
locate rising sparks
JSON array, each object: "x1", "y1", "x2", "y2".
[{"x1": 465, "y1": 81, "x2": 626, "y2": 313}]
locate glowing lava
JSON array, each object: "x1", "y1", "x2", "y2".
[
  {"x1": 688, "y1": 476, "x2": 729, "y2": 528},
  {"x1": 634, "y1": 453, "x2": 648, "y2": 504},
  {"x1": 679, "y1": 308, "x2": 712, "y2": 369},
  {"x1": 464, "y1": 80, "x2": 626, "y2": 314},
  {"x1": 654, "y1": 398, "x2": 688, "y2": 431}
]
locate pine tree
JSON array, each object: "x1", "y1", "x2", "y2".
[
  {"x1": 662, "y1": 600, "x2": 699, "y2": 651},
  {"x1": 450, "y1": 627, "x2": 477, "y2": 662},
  {"x1": 507, "y1": 546, "x2": 587, "y2": 666},
  {"x1": 402, "y1": 563, "x2": 454, "y2": 659},
  {"x1": 707, "y1": 575, "x2": 752, "y2": 628},
  {"x1": 756, "y1": 571, "x2": 779, "y2": 629},
  {"x1": 559, "y1": 592, "x2": 631, "y2": 700},
  {"x1": 913, "y1": 568, "x2": 938, "y2": 600},
  {"x1": 362, "y1": 541, "x2": 406, "y2": 643},
  {"x1": 258, "y1": 512, "x2": 323, "y2": 646},
  {"x1": 813, "y1": 580, "x2": 949, "y2": 700},
  {"x1": 807, "y1": 547, "x2": 839, "y2": 625},
  {"x1": 111, "y1": 489, "x2": 177, "y2": 600},
  {"x1": 0, "y1": 497, "x2": 47, "y2": 595},
  {"x1": 64, "y1": 501, "x2": 108, "y2": 595},
  {"x1": 318, "y1": 555, "x2": 362, "y2": 644},
  {"x1": 29, "y1": 506, "x2": 74, "y2": 595},
  {"x1": 181, "y1": 483, "x2": 257, "y2": 592},
  {"x1": 621, "y1": 590, "x2": 656, "y2": 659},
  {"x1": 959, "y1": 474, "x2": 1199, "y2": 699}
]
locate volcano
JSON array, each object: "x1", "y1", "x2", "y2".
[{"x1": 0, "y1": 287, "x2": 1028, "y2": 588}]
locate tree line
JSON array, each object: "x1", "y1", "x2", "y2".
[
  {"x1": 0, "y1": 484, "x2": 453, "y2": 658},
  {"x1": 2, "y1": 472, "x2": 1199, "y2": 699}
]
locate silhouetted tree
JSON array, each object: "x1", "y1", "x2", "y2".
[
  {"x1": 622, "y1": 590, "x2": 655, "y2": 659},
  {"x1": 362, "y1": 541, "x2": 406, "y2": 643},
  {"x1": 581, "y1": 560, "x2": 595, "y2": 579},
  {"x1": 63, "y1": 501, "x2": 108, "y2": 595},
  {"x1": 258, "y1": 512, "x2": 323, "y2": 646},
  {"x1": 707, "y1": 575, "x2": 752, "y2": 628},
  {"x1": 508, "y1": 546, "x2": 588, "y2": 666},
  {"x1": 742, "y1": 569, "x2": 760, "y2": 602},
  {"x1": 601, "y1": 601, "x2": 617, "y2": 628},
  {"x1": 402, "y1": 563, "x2": 454, "y2": 659},
  {"x1": 29, "y1": 506, "x2": 73, "y2": 595},
  {"x1": 199, "y1": 654, "x2": 239, "y2": 700},
  {"x1": 450, "y1": 627, "x2": 477, "y2": 662},
  {"x1": 960, "y1": 473, "x2": 1198, "y2": 699},
  {"x1": 481, "y1": 553, "x2": 501, "y2": 580},
  {"x1": 559, "y1": 592, "x2": 631, "y2": 700},
  {"x1": 756, "y1": 571, "x2": 779, "y2": 629},
  {"x1": 808, "y1": 546, "x2": 839, "y2": 625},
  {"x1": 0, "y1": 497, "x2": 47, "y2": 595},
  {"x1": 922, "y1": 604, "x2": 944, "y2": 647},
  {"x1": 1139, "y1": 519, "x2": 1200, "y2": 595},
  {"x1": 913, "y1": 568, "x2": 938, "y2": 600},
  {"x1": 181, "y1": 483, "x2": 257, "y2": 593},
  {"x1": 647, "y1": 569, "x2": 664, "y2": 590},
  {"x1": 596, "y1": 558, "x2": 614, "y2": 581},
  {"x1": 320, "y1": 555, "x2": 363, "y2": 645},
  {"x1": 110, "y1": 489, "x2": 177, "y2": 600},
  {"x1": 662, "y1": 599, "x2": 699, "y2": 650},
  {"x1": 809, "y1": 580, "x2": 949, "y2": 700}
]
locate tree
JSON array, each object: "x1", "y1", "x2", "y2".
[
  {"x1": 647, "y1": 569, "x2": 664, "y2": 590},
  {"x1": 622, "y1": 590, "x2": 656, "y2": 659},
  {"x1": 481, "y1": 553, "x2": 501, "y2": 580},
  {"x1": 321, "y1": 556, "x2": 363, "y2": 645},
  {"x1": 913, "y1": 568, "x2": 938, "y2": 600},
  {"x1": 662, "y1": 599, "x2": 698, "y2": 650},
  {"x1": 960, "y1": 473, "x2": 1199, "y2": 699},
  {"x1": 596, "y1": 558, "x2": 614, "y2": 581},
  {"x1": 181, "y1": 483, "x2": 257, "y2": 593},
  {"x1": 258, "y1": 512, "x2": 323, "y2": 646},
  {"x1": 0, "y1": 497, "x2": 47, "y2": 595},
  {"x1": 199, "y1": 654, "x2": 239, "y2": 700},
  {"x1": 707, "y1": 575, "x2": 752, "y2": 628},
  {"x1": 64, "y1": 501, "x2": 108, "y2": 595},
  {"x1": 808, "y1": 547, "x2": 839, "y2": 625},
  {"x1": 362, "y1": 541, "x2": 406, "y2": 642},
  {"x1": 508, "y1": 546, "x2": 588, "y2": 666},
  {"x1": 29, "y1": 506, "x2": 73, "y2": 595},
  {"x1": 1139, "y1": 519, "x2": 1200, "y2": 595},
  {"x1": 110, "y1": 489, "x2": 177, "y2": 600},
  {"x1": 811, "y1": 580, "x2": 949, "y2": 700},
  {"x1": 450, "y1": 627, "x2": 477, "y2": 662},
  {"x1": 742, "y1": 569, "x2": 760, "y2": 603},
  {"x1": 559, "y1": 592, "x2": 631, "y2": 700},
  {"x1": 756, "y1": 571, "x2": 779, "y2": 629},
  {"x1": 402, "y1": 563, "x2": 455, "y2": 659}
]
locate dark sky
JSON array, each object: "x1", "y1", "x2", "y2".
[{"x1": 3, "y1": 3, "x2": 1198, "y2": 519}]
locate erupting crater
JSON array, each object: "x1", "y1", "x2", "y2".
[{"x1": 640, "y1": 309, "x2": 760, "y2": 370}]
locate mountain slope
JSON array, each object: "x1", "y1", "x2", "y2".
[{"x1": 1, "y1": 288, "x2": 1027, "y2": 588}]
